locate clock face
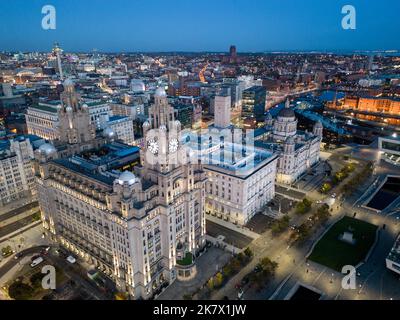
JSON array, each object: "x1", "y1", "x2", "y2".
[
  {"x1": 147, "y1": 139, "x2": 159, "y2": 154},
  {"x1": 169, "y1": 138, "x2": 179, "y2": 153}
]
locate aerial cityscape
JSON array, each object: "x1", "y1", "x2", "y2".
[{"x1": 1, "y1": 0, "x2": 400, "y2": 310}]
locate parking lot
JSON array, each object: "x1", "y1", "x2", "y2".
[
  {"x1": 2, "y1": 245, "x2": 114, "y2": 300},
  {"x1": 206, "y1": 220, "x2": 253, "y2": 249},
  {"x1": 295, "y1": 161, "x2": 331, "y2": 192},
  {"x1": 246, "y1": 214, "x2": 274, "y2": 234}
]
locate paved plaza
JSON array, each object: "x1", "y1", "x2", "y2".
[{"x1": 156, "y1": 247, "x2": 231, "y2": 300}]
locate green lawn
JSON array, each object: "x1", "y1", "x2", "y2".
[
  {"x1": 308, "y1": 216, "x2": 378, "y2": 271},
  {"x1": 176, "y1": 252, "x2": 193, "y2": 266}
]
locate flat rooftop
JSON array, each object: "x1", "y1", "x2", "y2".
[
  {"x1": 52, "y1": 142, "x2": 140, "y2": 186},
  {"x1": 182, "y1": 131, "x2": 278, "y2": 178}
]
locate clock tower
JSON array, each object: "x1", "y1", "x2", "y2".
[
  {"x1": 138, "y1": 86, "x2": 206, "y2": 263},
  {"x1": 141, "y1": 86, "x2": 185, "y2": 173}
]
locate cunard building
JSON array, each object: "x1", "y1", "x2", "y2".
[{"x1": 34, "y1": 82, "x2": 206, "y2": 299}]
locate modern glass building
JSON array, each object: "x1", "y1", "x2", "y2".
[{"x1": 241, "y1": 86, "x2": 267, "y2": 120}]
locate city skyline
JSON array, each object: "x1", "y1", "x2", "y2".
[
  {"x1": 1, "y1": 0, "x2": 400, "y2": 52},
  {"x1": 1, "y1": 0, "x2": 400, "y2": 306}
]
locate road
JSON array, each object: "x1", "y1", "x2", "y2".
[
  {"x1": 210, "y1": 150, "x2": 395, "y2": 300},
  {"x1": 0, "y1": 245, "x2": 48, "y2": 279},
  {"x1": 272, "y1": 208, "x2": 400, "y2": 300},
  {"x1": 0, "y1": 201, "x2": 38, "y2": 222},
  {"x1": 0, "y1": 215, "x2": 40, "y2": 239},
  {"x1": 44, "y1": 253, "x2": 110, "y2": 300}
]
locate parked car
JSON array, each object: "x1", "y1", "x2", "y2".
[
  {"x1": 31, "y1": 255, "x2": 41, "y2": 262},
  {"x1": 41, "y1": 246, "x2": 51, "y2": 255},
  {"x1": 237, "y1": 288, "x2": 244, "y2": 300},
  {"x1": 14, "y1": 252, "x2": 23, "y2": 260},
  {"x1": 254, "y1": 265, "x2": 262, "y2": 273},
  {"x1": 66, "y1": 255, "x2": 76, "y2": 264},
  {"x1": 30, "y1": 256, "x2": 44, "y2": 268}
]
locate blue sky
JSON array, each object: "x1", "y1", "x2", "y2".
[{"x1": 0, "y1": 0, "x2": 399, "y2": 52}]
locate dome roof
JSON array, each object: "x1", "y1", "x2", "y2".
[
  {"x1": 117, "y1": 171, "x2": 136, "y2": 185},
  {"x1": 278, "y1": 107, "x2": 295, "y2": 118},
  {"x1": 66, "y1": 106, "x2": 73, "y2": 113},
  {"x1": 159, "y1": 124, "x2": 167, "y2": 131},
  {"x1": 174, "y1": 120, "x2": 181, "y2": 127},
  {"x1": 143, "y1": 121, "x2": 151, "y2": 127},
  {"x1": 81, "y1": 103, "x2": 88, "y2": 109},
  {"x1": 154, "y1": 86, "x2": 167, "y2": 97},
  {"x1": 38, "y1": 143, "x2": 56, "y2": 155},
  {"x1": 102, "y1": 127, "x2": 115, "y2": 138}
]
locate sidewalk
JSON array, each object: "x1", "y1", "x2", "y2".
[
  {"x1": 0, "y1": 196, "x2": 35, "y2": 216},
  {"x1": 206, "y1": 215, "x2": 260, "y2": 240},
  {"x1": 0, "y1": 221, "x2": 42, "y2": 243}
]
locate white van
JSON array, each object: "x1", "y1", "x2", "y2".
[
  {"x1": 30, "y1": 256, "x2": 44, "y2": 267},
  {"x1": 66, "y1": 255, "x2": 76, "y2": 264}
]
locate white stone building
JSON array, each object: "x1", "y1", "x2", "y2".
[
  {"x1": 257, "y1": 99, "x2": 323, "y2": 185},
  {"x1": 107, "y1": 115, "x2": 135, "y2": 146},
  {"x1": 182, "y1": 130, "x2": 278, "y2": 225},
  {"x1": 26, "y1": 102, "x2": 60, "y2": 141},
  {"x1": 214, "y1": 95, "x2": 231, "y2": 128},
  {"x1": 0, "y1": 135, "x2": 41, "y2": 205}
]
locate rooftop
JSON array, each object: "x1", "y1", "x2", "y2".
[
  {"x1": 52, "y1": 142, "x2": 140, "y2": 185},
  {"x1": 30, "y1": 103, "x2": 58, "y2": 114},
  {"x1": 109, "y1": 115, "x2": 129, "y2": 122},
  {"x1": 182, "y1": 132, "x2": 278, "y2": 178}
]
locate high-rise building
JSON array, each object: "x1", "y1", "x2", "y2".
[
  {"x1": 107, "y1": 115, "x2": 135, "y2": 146},
  {"x1": 34, "y1": 86, "x2": 207, "y2": 299},
  {"x1": 0, "y1": 135, "x2": 42, "y2": 205},
  {"x1": 213, "y1": 94, "x2": 231, "y2": 128},
  {"x1": 241, "y1": 86, "x2": 267, "y2": 120}
]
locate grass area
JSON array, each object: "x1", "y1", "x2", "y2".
[
  {"x1": 176, "y1": 252, "x2": 193, "y2": 266},
  {"x1": 308, "y1": 216, "x2": 377, "y2": 271}
]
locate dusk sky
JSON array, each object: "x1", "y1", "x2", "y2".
[{"x1": 0, "y1": 0, "x2": 399, "y2": 52}]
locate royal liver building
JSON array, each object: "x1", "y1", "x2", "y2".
[{"x1": 34, "y1": 82, "x2": 206, "y2": 299}]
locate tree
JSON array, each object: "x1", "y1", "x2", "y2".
[
  {"x1": 259, "y1": 257, "x2": 278, "y2": 275},
  {"x1": 214, "y1": 272, "x2": 224, "y2": 288},
  {"x1": 1, "y1": 245, "x2": 13, "y2": 256},
  {"x1": 316, "y1": 204, "x2": 330, "y2": 222},
  {"x1": 30, "y1": 272, "x2": 44, "y2": 289},
  {"x1": 243, "y1": 248, "x2": 253, "y2": 259},
  {"x1": 320, "y1": 182, "x2": 332, "y2": 194},
  {"x1": 8, "y1": 282, "x2": 34, "y2": 300},
  {"x1": 271, "y1": 216, "x2": 290, "y2": 234},
  {"x1": 222, "y1": 264, "x2": 233, "y2": 277},
  {"x1": 296, "y1": 198, "x2": 312, "y2": 215},
  {"x1": 207, "y1": 278, "x2": 214, "y2": 291}
]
